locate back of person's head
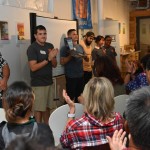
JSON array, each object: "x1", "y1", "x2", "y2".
[
  {"x1": 126, "y1": 86, "x2": 150, "y2": 150},
  {"x1": 67, "y1": 29, "x2": 76, "y2": 36},
  {"x1": 94, "y1": 55, "x2": 123, "y2": 85},
  {"x1": 83, "y1": 77, "x2": 114, "y2": 121},
  {"x1": 34, "y1": 25, "x2": 46, "y2": 34},
  {"x1": 140, "y1": 54, "x2": 150, "y2": 70},
  {"x1": 94, "y1": 35, "x2": 104, "y2": 44},
  {"x1": 3, "y1": 81, "x2": 34, "y2": 122}
]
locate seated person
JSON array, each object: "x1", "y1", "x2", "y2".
[
  {"x1": 0, "y1": 81, "x2": 54, "y2": 150},
  {"x1": 107, "y1": 86, "x2": 150, "y2": 150},
  {"x1": 124, "y1": 54, "x2": 150, "y2": 92},
  {"x1": 60, "y1": 77, "x2": 124, "y2": 149},
  {"x1": 6, "y1": 137, "x2": 61, "y2": 150},
  {"x1": 94, "y1": 55, "x2": 126, "y2": 96}
]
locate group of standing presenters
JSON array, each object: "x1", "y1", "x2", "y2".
[{"x1": 27, "y1": 25, "x2": 125, "y2": 148}]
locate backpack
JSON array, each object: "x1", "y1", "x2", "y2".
[{"x1": 2, "y1": 122, "x2": 38, "y2": 148}]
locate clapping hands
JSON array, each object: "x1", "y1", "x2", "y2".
[
  {"x1": 48, "y1": 48, "x2": 58, "y2": 61},
  {"x1": 106, "y1": 129, "x2": 127, "y2": 150},
  {"x1": 63, "y1": 89, "x2": 75, "y2": 113}
]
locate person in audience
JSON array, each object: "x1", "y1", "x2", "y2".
[
  {"x1": 80, "y1": 31, "x2": 95, "y2": 85},
  {"x1": 145, "y1": 58, "x2": 150, "y2": 84},
  {"x1": 103, "y1": 35, "x2": 117, "y2": 62},
  {"x1": 92, "y1": 35, "x2": 105, "y2": 61},
  {"x1": 27, "y1": 25, "x2": 58, "y2": 124},
  {"x1": 0, "y1": 81, "x2": 54, "y2": 150},
  {"x1": 107, "y1": 86, "x2": 150, "y2": 150},
  {"x1": 60, "y1": 29, "x2": 87, "y2": 103},
  {"x1": 0, "y1": 52, "x2": 10, "y2": 108},
  {"x1": 60, "y1": 77, "x2": 124, "y2": 149},
  {"x1": 6, "y1": 137, "x2": 60, "y2": 150},
  {"x1": 94, "y1": 55, "x2": 126, "y2": 96},
  {"x1": 107, "y1": 129, "x2": 128, "y2": 150},
  {"x1": 124, "y1": 54, "x2": 150, "y2": 92}
]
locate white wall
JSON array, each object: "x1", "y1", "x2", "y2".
[
  {"x1": 52, "y1": 0, "x2": 130, "y2": 47},
  {"x1": 53, "y1": 0, "x2": 72, "y2": 19},
  {"x1": 0, "y1": 5, "x2": 53, "y2": 84},
  {"x1": 103, "y1": 0, "x2": 130, "y2": 47}
]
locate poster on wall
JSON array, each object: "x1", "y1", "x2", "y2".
[
  {"x1": 17, "y1": 23, "x2": 25, "y2": 40},
  {"x1": 0, "y1": 21, "x2": 9, "y2": 40},
  {"x1": 72, "y1": 0, "x2": 92, "y2": 29}
]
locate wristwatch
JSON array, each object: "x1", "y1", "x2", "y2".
[{"x1": 67, "y1": 113, "x2": 75, "y2": 118}]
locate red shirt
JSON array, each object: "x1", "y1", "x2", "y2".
[{"x1": 60, "y1": 112, "x2": 123, "y2": 149}]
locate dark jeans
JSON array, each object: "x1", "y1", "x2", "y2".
[
  {"x1": 65, "y1": 76, "x2": 84, "y2": 103},
  {"x1": 83, "y1": 71, "x2": 92, "y2": 86}
]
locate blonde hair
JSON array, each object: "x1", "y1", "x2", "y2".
[{"x1": 83, "y1": 77, "x2": 114, "y2": 121}]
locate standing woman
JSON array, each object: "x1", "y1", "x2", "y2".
[
  {"x1": 92, "y1": 35, "x2": 105, "y2": 61},
  {"x1": 0, "y1": 81, "x2": 54, "y2": 150}
]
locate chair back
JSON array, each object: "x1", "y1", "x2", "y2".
[
  {"x1": 114, "y1": 94, "x2": 129, "y2": 116},
  {"x1": 0, "y1": 108, "x2": 6, "y2": 122},
  {"x1": 49, "y1": 103, "x2": 84, "y2": 146}
]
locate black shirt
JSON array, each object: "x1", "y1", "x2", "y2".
[
  {"x1": 27, "y1": 42, "x2": 54, "y2": 86},
  {"x1": 0, "y1": 119, "x2": 54, "y2": 150}
]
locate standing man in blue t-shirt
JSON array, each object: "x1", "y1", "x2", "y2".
[
  {"x1": 60, "y1": 29, "x2": 86, "y2": 103},
  {"x1": 27, "y1": 25, "x2": 58, "y2": 124}
]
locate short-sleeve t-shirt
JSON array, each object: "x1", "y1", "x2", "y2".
[
  {"x1": 103, "y1": 45, "x2": 117, "y2": 60},
  {"x1": 92, "y1": 47, "x2": 104, "y2": 61},
  {"x1": 27, "y1": 42, "x2": 54, "y2": 86},
  {"x1": 60, "y1": 44, "x2": 84, "y2": 78}
]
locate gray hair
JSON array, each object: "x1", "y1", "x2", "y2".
[{"x1": 125, "y1": 86, "x2": 150, "y2": 150}]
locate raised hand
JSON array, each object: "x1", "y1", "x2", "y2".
[
  {"x1": 125, "y1": 59, "x2": 134, "y2": 73},
  {"x1": 48, "y1": 48, "x2": 58, "y2": 61},
  {"x1": 63, "y1": 89, "x2": 75, "y2": 113},
  {"x1": 106, "y1": 129, "x2": 127, "y2": 150}
]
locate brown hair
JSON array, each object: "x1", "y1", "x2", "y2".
[
  {"x1": 94, "y1": 55, "x2": 124, "y2": 85},
  {"x1": 3, "y1": 81, "x2": 34, "y2": 122}
]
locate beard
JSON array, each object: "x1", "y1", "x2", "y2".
[{"x1": 85, "y1": 39, "x2": 92, "y2": 46}]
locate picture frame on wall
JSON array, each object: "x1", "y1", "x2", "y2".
[
  {"x1": 0, "y1": 21, "x2": 9, "y2": 40},
  {"x1": 17, "y1": 22, "x2": 25, "y2": 40}
]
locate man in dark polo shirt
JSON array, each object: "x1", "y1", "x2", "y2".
[{"x1": 27, "y1": 25, "x2": 58, "y2": 124}]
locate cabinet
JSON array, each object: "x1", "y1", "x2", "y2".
[{"x1": 120, "y1": 51, "x2": 140, "y2": 78}]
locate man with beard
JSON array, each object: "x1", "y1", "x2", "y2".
[{"x1": 80, "y1": 31, "x2": 95, "y2": 85}]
